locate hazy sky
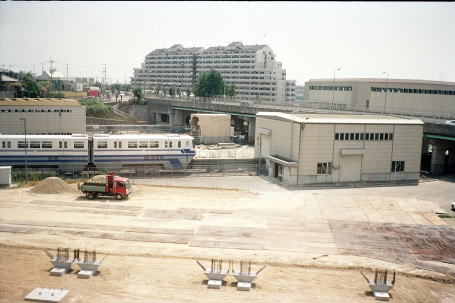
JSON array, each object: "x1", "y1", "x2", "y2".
[{"x1": 1, "y1": 2, "x2": 454, "y2": 85}]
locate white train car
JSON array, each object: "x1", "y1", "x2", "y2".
[
  {"x1": 92, "y1": 134, "x2": 195, "y2": 170},
  {"x1": 0, "y1": 134, "x2": 89, "y2": 171}
]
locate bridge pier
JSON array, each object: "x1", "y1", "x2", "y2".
[{"x1": 423, "y1": 137, "x2": 455, "y2": 174}]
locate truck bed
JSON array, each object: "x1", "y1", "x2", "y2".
[{"x1": 80, "y1": 183, "x2": 106, "y2": 193}]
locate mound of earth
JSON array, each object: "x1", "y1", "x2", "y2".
[
  {"x1": 85, "y1": 175, "x2": 107, "y2": 183},
  {"x1": 30, "y1": 177, "x2": 77, "y2": 194}
]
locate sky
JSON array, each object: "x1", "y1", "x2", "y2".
[{"x1": 1, "y1": 2, "x2": 455, "y2": 85}]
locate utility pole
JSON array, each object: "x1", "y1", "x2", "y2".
[
  {"x1": 19, "y1": 118, "x2": 28, "y2": 184},
  {"x1": 66, "y1": 64, "x2": 69, "y2": 78},
  {"x1": 48, "y1": 58, "x2": 55, "y2": 78}
]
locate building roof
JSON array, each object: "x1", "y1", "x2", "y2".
[
  {"x1": 0, "y1": 74, "x2": 19, "y2": 82},
  {"x1": 0, "y1": 98, "x2": 81, "y2": 107},
  {"x1": 307, "y1": 78, "x2": 455, "y2": 86},
  {"x1": 256, "y1": 112, "x2": 424, "y2": 125}
]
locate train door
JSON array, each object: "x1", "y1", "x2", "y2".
[{"x1": 88, "y1": 137, "x2": 94, "y2": 164}]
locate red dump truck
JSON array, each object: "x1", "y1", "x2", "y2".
[{"x1": 79, "y1": 172, "x2": 131, "y2": 200}]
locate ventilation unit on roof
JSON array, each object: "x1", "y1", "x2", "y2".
[{"x1": 94, "y1": 134, "x2": 110, "y2": 137}]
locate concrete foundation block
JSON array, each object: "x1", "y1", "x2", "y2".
[
  {"x1": 373, "y1": 292, "x2": 390, "y2": 301},
  {"x1": 50, "y1": 268, "x2": 67, "y2": 277},
  {"x1": 208, "y1": 280, "x2": 222, "y2": 289},
  {"x1": 78, "y1": 270, "x2": 94, "y2": 279},
  {"x1": 237, "y1": 282, "x2": 251, "y2": 291},
  {"x1": 24, "y1": 288, "x2": 69, "y2": 302}
]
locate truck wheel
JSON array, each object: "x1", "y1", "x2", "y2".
[
  {"x1": 116, "y1": 193, "x2": 123, "y2": 200},
  {"x1": 87, "y1": 193, "x2": 95, "y2": 200}
]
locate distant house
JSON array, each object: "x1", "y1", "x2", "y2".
[{"x1": 0, "y1": 74, "x2": 19, "y2": 98}]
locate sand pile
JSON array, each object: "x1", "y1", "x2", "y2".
[
  {"x1": 85, "y1": 175, "x2": 107, "y2": 183},
  {"x1": 30, "y1": 177, "x2": 77, "y2": 194}
]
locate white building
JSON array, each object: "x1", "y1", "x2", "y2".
[
  {"x1": 255, "y1": 112, "x2": 423, "y2": 185},
  {"x1": 304, "y1": 78, "x2": 455, "y2": 118},
  {"x1": 0, "y1": 98, "x2": 86, "y2": 135},
  {"x1": 132, "y1": 42, "x2": 296, "y2": 102}
]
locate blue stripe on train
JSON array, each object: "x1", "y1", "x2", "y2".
[
  {"x1": 93, "y1": 153, "x2": 194, "y2": 158},
  {"x1": 94, "y1": 158, "x2": 183, "y2": 169}
]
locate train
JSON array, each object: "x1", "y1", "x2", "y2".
[{"x1": 0, "y1": 133, "x2": 196, "y2": 172}]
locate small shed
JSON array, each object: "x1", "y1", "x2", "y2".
[
  {"x1": 190, "y1": 114, "x2": 231, "y2": 144},
  {"x1": 0, "y1": 166, "x2": 12, "y2": 186}
]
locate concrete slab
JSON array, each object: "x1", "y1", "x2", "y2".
[
  {"x1": 237, "y1": 282, "x2": 251, "y2": 291},
  {"x1": 49, "y1": 268, "x2": 67, "y2": 277},
  {"x1": 373, "y1": 291, "x2": 390, "y2": 301},
  {"x1": 207, "y1": 280, "x2": 222, "y2": 289},
  {"x1": 24, "y1": 288, "x2": 69, "y2": 302},
  {"x1": 77, "y1": 270, "x2": 94, "y2": 279}
]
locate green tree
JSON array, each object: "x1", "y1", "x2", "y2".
[
  {"x1": 185, "y1": 87, "x2": 192, "y2": 98},
  {"x1": 193, "y1": 70, "x2": 225, "y2": 97},
  {"x1": 225, "y1": 84, "x2": 236, "y2": 96},
  {"x1": 168, "y1": 87, "x2": 174, "y2": 96},
  {"x1": 111, "y1": 83, "x2": 122, "y2": 101},
  {"x1": 18, "y1": 73, "x2": 42, "y2": 97},
  {"x1": 132, "y1": 87, "x2": 142, "y2": 100},
  {"x1": 78, "y1": 98, "x2": 112, "y2": 118}
]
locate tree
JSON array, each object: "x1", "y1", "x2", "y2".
[
  {"x1": 185, "y1": 87, "x2": 192, "y2": 98},
  {"x1": 225, "y1": 84, "x2": 236, "y2": 96},
  {"x1": 18, "y1": 73, "x2": 42, "y2": 97},
  {"x1": 111, "y1": 83, "x2": 122, "y2": 101},
  {"x1": 132, "y1": 87, "x2": 142, "y2": 101},
  {"x1": 168, "y1": 87, "x2": 174, "y2": 97},
  {"x1": 193, "y1": 70, "x2": 225, "y2": 97}
]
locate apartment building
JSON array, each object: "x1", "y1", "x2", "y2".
[{"x1": 132, "y1": 42, "x2": 296, "y2": 102}]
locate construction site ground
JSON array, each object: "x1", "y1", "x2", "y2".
[{"x1": 0, "y1": 176, "x2": 455, "y2": 302}]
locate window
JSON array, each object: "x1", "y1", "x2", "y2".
[
  {"x1": 335, "y1": 133, "x2": 339, "y2": 140},
  {"x1": 114, "y1": 142, "x2": 117, "y2": 148},
  {"x1": 128, "y1": 141, "x2": 138, "y2": 148},
  {"x1": 97, "y1": 141, "x2": 108, "y2": 148},
  {"x1": 18, "y1": 141, "x2": 28, "y2": 148},
  {"x1": 389, "y1": 133, "x2": 393, "y2": 140},
  {"x1": 380, "y1": 133, "x2": 384, "y2": 140},
  {"x1": 317, "y1": 162, "x2": 332, "y2": 175},
  {"x1": 74, "y1": 141, "x2": 84, "y2": 149},
  {"x1": 30, "y1": 141, "x2": 41, "y2": 148},
  {"x1": 384, "y1": 133, "x2": 389, "y2": 140},
  {"x1": 1, "y1": 141, "x2": 5, "y2": 148},
  {"x1": 374, "y1": 133, "x2": 379, "y2": 141},
  {"x1": 149, "y1": 141, "x2": 159, "y2": 148},
  {"x1": 178, "y1": 141, "x2": 181, "y2": 148},
  {"x1": 169, "y1": 141, "x2": 173, "y2": 148},
  {"x1": 355, "y1": 133, "x2": 360, "y2": 140},
  {"x1": 360, "y1": 133, "x2": 364, "y2": 140},
  {"x1": 64, "y1": 141, "x2": 68, "y2": 148},
  {"x1": 344, "y1": 133, "x2": 349, "y2": 140},
  {"x1": 350, "y1": 133, "x2": 355, "y2": 140},
  {"x1": 391, "y1": 161, "x2": 405, "y2": 172},
  {"x1": 59, "y1": 141, "x2": 63, "y2": 148},
  {"x1": 139, "y1": 141, "x2": 148, "y2": 148},
  {"x1": 42, "y1": 141, "x2": 52, "y2": 148},
  {"x1": 365, "y1": 133, "x2": 369, "y2": 140},
  {"x1": 165, "y1": 141, "x2": 169, "y2": 148}
]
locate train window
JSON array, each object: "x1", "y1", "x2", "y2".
[
  {"x1": 7, "y1": 141, "x2": 11, "y2": 148},
  {"x1": 119, "y1": 141, "x2": 122, "y2": 148},
  {"x1": 74, "y1": 141, "x2": 85, "y2": 149},
  {"x1": 177, "y1": 141, "x2": 181, "y2": 148},
  {"x1": 139, "y1": 141, "x2": 148, "y2": 148},
  {"x1": 165, "y1": 141, "x2": 169, "y2": 148},
  {"x1": 149, "y1": 141, "x2": 159, "y2": 148},
  {"x1": 169, "y1": 141, "x2": 173, "y2": 148},
  {"x1": 30, "y1": 141, "x2": 41, "y2": 148},
  {"x1": 97, "y1": 141, "x2": 108, "y2": 148},
  {"x1": 18, "y1": 141, "x2": 28, "y2": 148},
  {"x1": 64, "y1": 141, "x2": 67, "y2": 148},
  {"x1": 114, "y1": 142, "x2": 117, "y2": 148},
  {"x1": 1, "y1": 141, "x2": 4, "y2": 148},
  {"x1": 42, "y1": 141, "x2": 52, "y2": 148},
  {"x1": 128, "y1": 141, "x2": 138, "y2": 148},
  {"x1": 59, "y1": 141, "x2": 62, "y2": 148}
]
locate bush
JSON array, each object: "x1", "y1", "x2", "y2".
[{"x1": 78, "y1": 98, "x2": 113, "y2": 118}]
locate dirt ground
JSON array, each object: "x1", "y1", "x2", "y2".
[{"x1": 0, "y1": 179, "x2": 454, "y2": 302}]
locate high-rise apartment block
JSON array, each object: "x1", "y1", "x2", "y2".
[{"x1": 131, "y1": 42, "x2": 295, "y2": 102}]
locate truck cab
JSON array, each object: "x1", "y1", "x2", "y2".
[{"x1": 107, "y1": 174, "x2": 131, "y2": 199}]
